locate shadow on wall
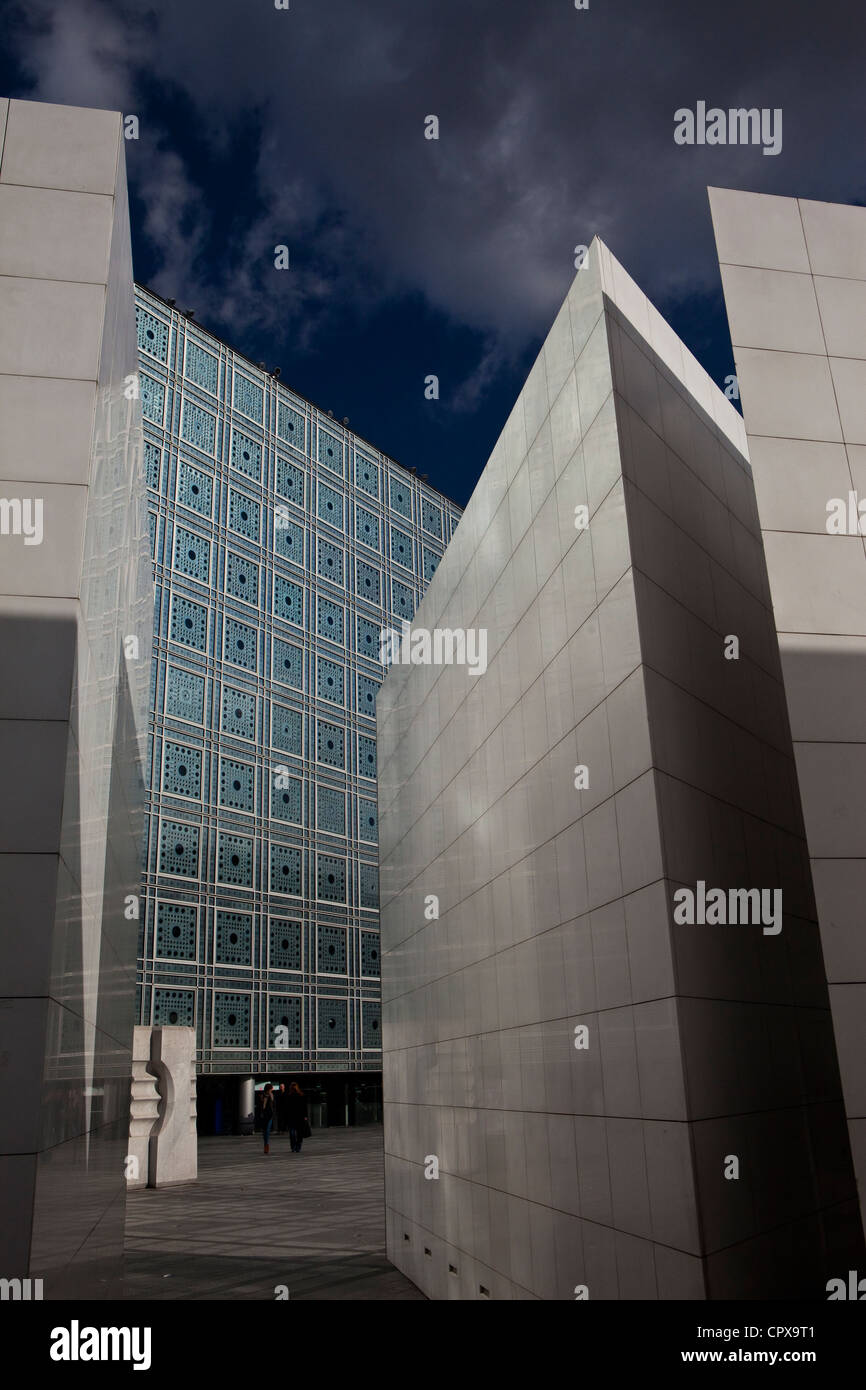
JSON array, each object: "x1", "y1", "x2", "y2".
[{"x1": 0, "y1": 608, "x2": 145, "y2": 1297}]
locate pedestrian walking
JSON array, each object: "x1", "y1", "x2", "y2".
[
  {"x1": 261, "y1": 1083, "x2": 275, "y2": 1154},
  {"x1": 276, "y1": 1082, "x2": 289, "y2": 1134},
  {"x1": 286, "y1": 1082, "x2": 308, "y2": 1153}
]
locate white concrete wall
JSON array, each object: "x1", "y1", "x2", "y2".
[
  {"x1": 0, "y1": 98, "x2": 152, "y2": 1297},
  {"x1": 711, "y1": 186, "x2": 866, "y2": 1241},
  {"x1": 378, "y1": 237, "x2": 861, "y2": 1299}
]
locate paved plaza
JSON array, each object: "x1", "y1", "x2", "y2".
[{"x1": 123, "y1": 1125, "x2": 424, "y2": 1301}]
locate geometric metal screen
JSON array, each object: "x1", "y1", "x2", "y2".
[{"x1": 135, "y1": 285, "x2": 462, "y2": 1074}]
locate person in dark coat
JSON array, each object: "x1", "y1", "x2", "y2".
[
  {"x1": 276, "y1": 1083, "x2": 289, "y2": 1133},
  {"x1": 261, "y1": 1083, "x2": 275, "y2": 1154},
  {"x1": 286, "y1": 1083, "x2": 308, "y2": 1153}
]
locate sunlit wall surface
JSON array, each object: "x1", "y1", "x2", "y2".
[
  {"x1": 135, "y1": 284, "x2": 461, "y2": 1077},
  {"x1": 379, "y1": 239, "x2": 861, "y2": 1299}
]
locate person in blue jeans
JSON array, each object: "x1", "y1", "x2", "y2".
[
  {"x1": 261, "y1": 1083, "x2": 275, "y2": 1154},
  {"x1": 286, "y1": 1083, "x2": 308, "y2": 1153}
]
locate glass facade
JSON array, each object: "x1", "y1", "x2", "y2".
[{"x1": 135, "y1": 286, "x2": 461, "y2": 1075}]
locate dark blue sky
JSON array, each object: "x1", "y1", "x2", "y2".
[{"x1": 3, "y1": 0, "x2": 865, "y2": 506}]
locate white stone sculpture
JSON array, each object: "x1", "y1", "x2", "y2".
[{"x1": 126, "y1": 1025, "x2": 197, "y2": 1187}]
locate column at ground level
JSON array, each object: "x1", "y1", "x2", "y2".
[{"x1": 239, "y1": 1078, "x2": 254, "y2": 1135}]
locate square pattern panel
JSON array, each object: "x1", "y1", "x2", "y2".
[
  {"x1": 274, "y1": 575, "x2": 304, "y2": 628},
  {"x1": 360, "y1": 931, "x2": 380, "y2": 977},
  {"x1": 136, "y1": 306, "x2": 169, "y2": 361},
  {"x1": 317, "y1": 924, "x2": 347, "y2": 974},
  {"x1": 355, "y1": 452, "x2": 379, "y2": 497},
  {"x1": 318, "y1": 998, "x2": 348, "y2": 1048},
  {"x1": 228, "y1": 489, "x2": 260, "y2": 541},
  {"x1": 389, "y1": 476, "x2": 412, "y2": 517},
  {"x1": 317, "y1": 721, "x2": 345, "y2": 768},
  {"x1": 155, "y1": 902, "x2": 197, "y2": 960},
  {"x1": 390, "y1": 525, "x2": 413, "y2": 570},
  {"x1": 213, "y1": 992, "x2": 251, "y2": 1047},
  {"x1": 173, "y1": 526, "x2": 211, "y2": 584},
  {"x1": 269, "y1": 918, "x2": 302, "y2": 971},
  {"x1": 178, "y1": 461, "x2": 213, "y2": 517},
  {"x1": 356, "y1": 616, "x2": 380, "y2": 662},
  {"x1": 181, "y1": 401, "x2": 216, "y2": 454},
  {"x1": 358, "y1": 797, "x2": 378, "y2": 841},
  {"x1": 276, "y1": 454, "x2": 304, "y2": 503},
  {"x1": 234, "y1": 373, "x2": 263, "y2": 420},
  {"x1": 140, "y1": 373, "x2": 165, "y2": 423},
  {"x1": 317, "y1": 538, "x2": 344, "y2": 585},
  {"x1": 215, "y1": 910, "x2": 252, "y2": 965},
  {"x1": 318, "y1": 427, "x2": 345, "y2": 473},
  {"x1": 275, "y1": 515, "x2": 304, "y2": 565},
  {"x1": 423, "y1": 546, "x2": 440, "y2": 582},
  {"x1": 277, "y1": 405, "x2": 305, "y2": 451},
  {"x1": 271, "y1": 704, "x2": 302, "y2": 755},
  {"x1": 391, "y1": 579, "x2": 415, "y2": 621},
  {"x1": 317, "y1": 482, "x2": 343, "y2": 527},
  {"x1": 226, "y1": 552, "x2": 260, "y2": 605},
  {"x1": 230, "y1": 429, "x2": 262, "y2": 481},
  {"x1": 165, "y1": 666, "x2": 205, "y2": 722},
  {"x1": 317, "y1": 854, "x2": 347, "y2": 902},
  {"x1": 362, "y1": 1002, "x2": 381, "y2": 1049},
  {"x1": 224, "y1": 617, "x2": 257, "y2": 671},
  {"x1": 159, "y1": 820, "x2": 200, "y2": 878},
  {"x1": 217, "y1": 831, "x2": 254, "y2": 887},
  {"x1": 219, "y1": 757, "x2": 255, "y2": 813},
  {"x1": 273, "y1": 638, "x2": 302, "y2": 688},
  {"x1": 185, "y1": 342, "x2": 219, "y2": 394},
  {"x1": 317, "y1": 785, "x2": 345, "y2": 834},
  {"x1": 170, "y1": 595, "x2": 208, "y2": 651},
  {"x1": 357, "y1": 674, "x2": 379, "y2": 719},
  {"x1": 317, "y1": 657, "x2": 344, "y2": 704},
  {"x1": 359, "y1": 862, "x2": 379, "y2": 909},
  {"x1": 271, "y1": 772, "x2": 302, "y2": 823},
  {"x1": 270, "y1": 843, "x2": 302, "y2": 896},
  {"x1": 421, "y1": 498, "x2": 442, "y2": 537},
  {"x1": 162, "y1": 740, "x2": 202, "y2": 799},
  {"x1": 153, "y1": 988, "x2": 195, "y2": 1028},
  {"x1": 355, "y1": 506, "x2": 380, "y2": 550},
  {"x1": 145, "y1": 440, "x2": 162, "y2": 490},
  {"x1": 317, "y1": 597, "x2": 344, "y2": 644},
  {"x1": 356, "y1": 560, "x2": 381, "y2": 604},
  {"x1": 221, "y1": 687, "x2": 256, "y2": 740},
  {"x1": 268, "y1": 995, "x2": 302, "y2": 1049},
  {"x1": 358, "y1": 735, "x2": 377, "y2": 779}
]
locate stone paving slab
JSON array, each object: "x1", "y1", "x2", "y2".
[{"x1": 123, "y1": 1125, "x2": 424, "y2": 1301}]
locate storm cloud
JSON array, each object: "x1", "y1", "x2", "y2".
[{"x1": 4, "y1": 0, "x2": 864, "y2": 462}]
